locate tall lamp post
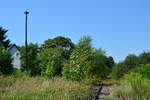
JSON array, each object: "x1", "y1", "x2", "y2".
[{"x1": 24, "y1": 11, "x2": 29, "y2": 71}]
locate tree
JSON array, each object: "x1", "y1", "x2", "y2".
[
  {"x1": 62, "y1": 36, "x2": 94, "y2": 81},
  {"x1": 20, "y1": 43, "x2": 40, "y2": 76},
  {"x1": 0, "y1": 46, "x2": 13, "y2": 75},
  {"x1": 0, "y1": 27, "x2": 11, "y2": 48},
  {"x1": 92, "y1": 49, "x2": 109, "y2": 79},
  {"x1": 111, "y1": 62, "x2": 128, "y2": 79},
  {"x1": 111, "y1": 54, "x2": 139, "y2": 79},
  {"x1": 43, "y1": 36, "x2": 74, "y2": 49},
  {"x1": 139, "y1": 51, "x2": 150, "y2": 65},
  {"x1": 43, "y1": 36, "x2": 74, "y2": 59},
  {"x1": 63, "y1": 36, "x2": 111, "y2": 81},
  {"x1": 106, "y1": 56, "x2": 115, "y2": 69},
  {"x1": 124, "y1": 54, "x2": 139, "y2": 69}
]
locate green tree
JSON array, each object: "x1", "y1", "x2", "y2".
[
  {"x1": 106, "y1": 56, "x2": 115, "y2": 69},
  {"x1": 124, "y1": 54, "x2": 139, "y2": 69},
  {"x1": 131, "y1": 64, "x2": 150, "y2": 79},
  {"x1": 62, "y1": 36, "x2": 94, "y2": 81},
  {"x1": 0, "y1": 46, "x2": 13, "y2": 75},
  {"x1": 20, "y1": 43, "x2": 40, "y2": 76},
  {"x1": 111, "y1": 54, "x2": 139, "y2": 79},
  {"x1": 139, "y1": 51, "x2": 150, "y2": 65},
  {"x1": 0, "y1": 27, "x2": 10, "y2": 48},
  {"x1": 63, "y1": 36, "x2": 111, "y2": 81},
  {"x1": 92, "y1": 49, "x2": 109, "y2": 79},
  {"x1": 111, "y1": 62, "x2": 127, "y2": 79},
  {"x1": 38, "y1": 48, "x2": 66, "y2": 78},
  {"x1": 43, "y1": 36, "x2": 74, "y2": 59},
  {"x1": 43, "y1": 36, "x2": 74, "y2": 49}
]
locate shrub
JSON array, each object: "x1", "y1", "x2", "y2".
[
  {"x1": 63, "y1": 36, "x2": 110, "y2": 81},
  {"x1": 112, "y1": 73, "x2": 150, "y2": 100},
  {"x1": 124, "y1": 54, "x2": 139, "y2": 69},
  {"x1": 130, "y1": 64, "x2": 150, "y2": 79},
  {"x1": 92, "y1": 49, "x2": 109, "y2": 79},
  {"x1": 20, "y1": 43, "x2": 40, "y2": 76},
  {"x1": 111, "y1": 54, "x2": 140, "y2": 79},
  {"x1": 111, "y1": 62, "x2": 128, "y2": 79},
  {"x1": 38, "y1": 48, "x2": 66, "y2": 78},
  {"x1": 62, "y1": 36, "x2": 94, "y2": 81},
  {"x1": 139, "y1": 51, "x2": 150, "y2": 65},
  {"x1": 0, "y1": 46, "x2": 13, "y2": 75}
]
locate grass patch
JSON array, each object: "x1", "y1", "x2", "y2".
[
  {"x1": 0, "y1": 76, "x2": 92, "y2": 100},
  {"x1": 102, "y1": 98, "x2": 118, "y2": 100},
  {"x1": 112, "y1": 73, "x2": 150, "y2": 100}
]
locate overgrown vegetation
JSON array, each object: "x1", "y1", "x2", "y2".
[
  {"x1": 20, "y1": 43, "x2": 40, "y2": 76},
  {"x1": 112, "y1": 63, "x2": 150, "y2": 100},
  {"x1": 1, "y1": 26, "x2": 150, "y2": 100},
  {"x1": 0, "y1": 76, "x2": 92, "y2": 100},
  {"x1": 0, "y1": 46, "x2": 13, "y2": 75},
  {"x1": 38, "y1": 48, "x2": 67, "y2": 78},
  {"x1": 63, "y1": 36, "x2": 112, "y2": 81}
]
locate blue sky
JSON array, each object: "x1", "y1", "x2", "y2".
[{"x1": 0, "y1": 0, "x2": 150, "y2": 62}]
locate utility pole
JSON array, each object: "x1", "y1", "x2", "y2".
[{"x1": 24, "y1": 11, "x2": 29, "y2": 71}]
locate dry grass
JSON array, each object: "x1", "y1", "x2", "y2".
[{"x1": 0, "y1": 76, "x2": 92, "y2": 100}]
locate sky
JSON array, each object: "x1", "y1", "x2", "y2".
[{"x1": 0, "y1": 0, "x2": 150, "y2": 62}]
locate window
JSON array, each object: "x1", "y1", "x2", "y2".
[{"x1": 16, "y1": 53, "x2": 19, "y2": 56}]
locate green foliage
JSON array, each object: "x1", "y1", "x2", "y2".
[
  {"x1": 92, "y1": 49, "x2": 109, "y2": 79},
  {"x1": 111, "y1": 62, "x2": 128, "y2": 79},
  {"x1": 124, "y1": 54, "x2": 139, "y2": 69},
  {"x1": 0, "y1": 46, "x2": 13, "y2": 75},
  {"x1": 63, "y1": 36, "x2": 110, "y2": 81},
  {"x1": 112, "y1": 73, "x2": 150, "y2": 100},
  {"x1": 62, "y1": 36, "x2": 94, "y2": 81},
  {"x1": 139, "y1": 51, "x2": 150, "y2": 65},
  {"x1": 43, "y1": 36, "x2": 74, "y2": 48},
  {"x1": 12, "y1": 70, "x2": 29, "y2": 78},
  {"x1": 0, "y1": 77, "x2": 92, "y2": 100},
  {"x1": 0, "y1": 27, "x2": 10, "y2": 48},
  {"x1": 38, "y1": 48, "x2": 66, "y2": 78},
  {"x1": 43, "y1": 36, "x2": 74, "y2": 60},
  {"x1": 20, "y1": 43, "x2": 40, "y2": 76},
  {"x1": 106, "y1": 56, "x2": 115, "y2": 69},
  {"x1": 102, "y1": 98, "x2": 118, "y2": 100},
  {"x1": 111, "y1": 54, "x2": 140, "y2": 79},
  {"x1": 130, "y1": 64, "x2": 150, "y2": 79}
]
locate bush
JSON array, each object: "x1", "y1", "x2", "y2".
[
  {"x1": 92, "y1": 49, "x2": 109, "y2": 79},
  {"x1": 130, "y1": 64, "x2": 150, "y2": 79},
  {"x1": 112, "y1": 73, "x2": 150, "y2": 100},
  {"x1": 63, "y1": 36, "x2": 110, "y2": 81},
  {"x1": 111, "y1": 62, "x2": 128, "y2": 79},
  {"x1": 12, "y1": 70, "x2": 29, "y2": 78},
  {"x1": 139, "y1": 51, "x2": 150, "y2": 65},
  {"x1": 38, "y1": 48, "x2": 66, "y2": 78},
  {"x1": 62, "y1": 36, "x2": 94, "y2": 81},
  {"x1": 0, "y1": 46, "x2": 13, "y2": 75},
  {"x1": 20, "y1": 43, "x2": 40, "y2": 76},
  {"x1": 111, "y1": 54, "x2": 140, "y2": 79},
  {"x1": 124, "y1": 54, "x2": 139, "y2": 69}
]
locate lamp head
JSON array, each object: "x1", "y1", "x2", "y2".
[{"x1": 24, "y1": 11, "x2": 29, "y2": 14}]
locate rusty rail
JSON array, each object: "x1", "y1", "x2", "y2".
[{"x1": 93, "y1": 85, "x2": 103, "y2": 100}]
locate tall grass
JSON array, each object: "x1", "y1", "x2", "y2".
[
  {"x1": 112, "y1": 73, "x2": 150, "y2": 100},
  {"x1": 0, "y1": 76, "x2": 92, "y2": 100}
]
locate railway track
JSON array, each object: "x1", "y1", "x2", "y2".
[{"x1": 91, "y1": 84, "x2": 112, "y2": 100}]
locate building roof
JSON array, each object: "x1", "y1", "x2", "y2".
[{"x1": 8, "y1": 44, "x2": 20, "y2": 51}]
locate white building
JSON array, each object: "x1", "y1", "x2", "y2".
[{"x1": 8, "y1": 44, "x2": 21, "y2": 69}]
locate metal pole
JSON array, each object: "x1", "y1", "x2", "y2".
[{"x1": 24, "y1": 11, "x2": 29, "y2": 71}]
